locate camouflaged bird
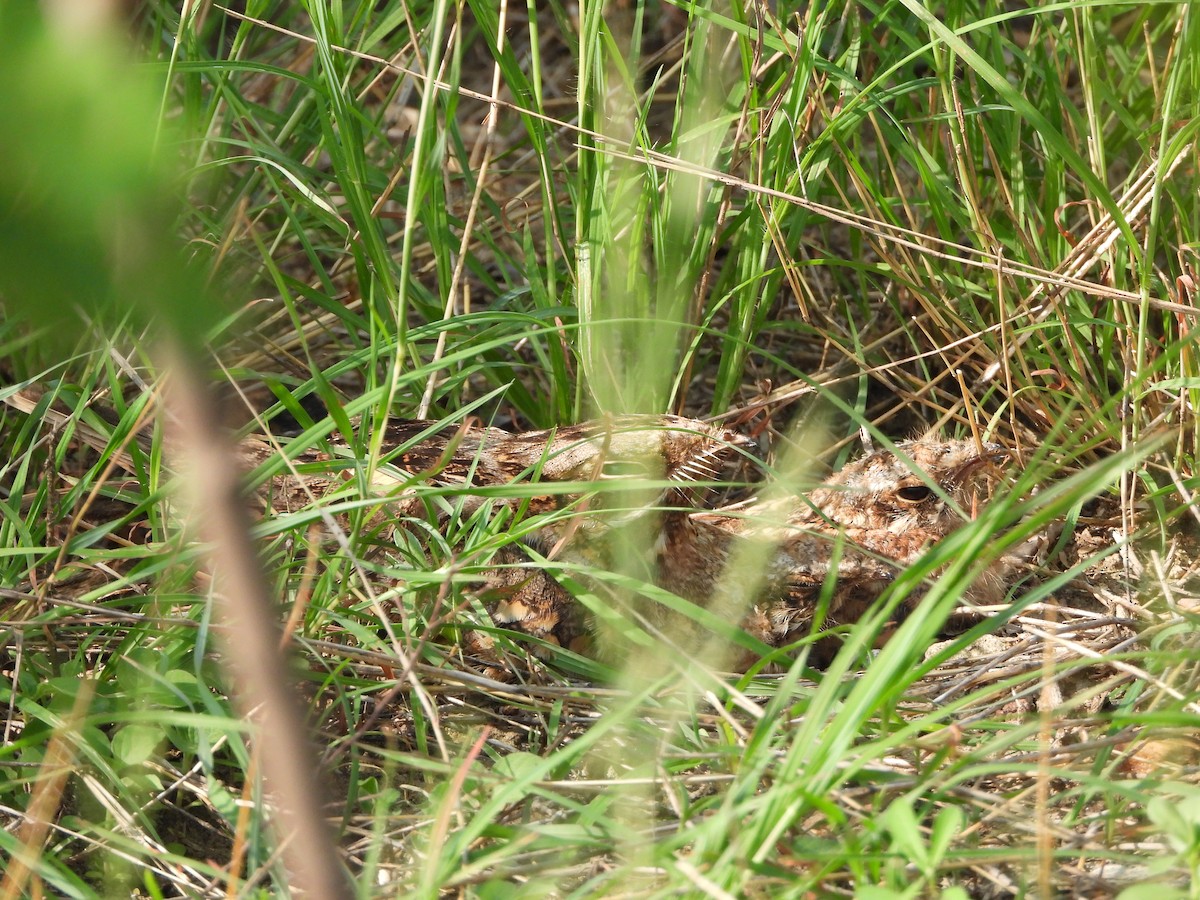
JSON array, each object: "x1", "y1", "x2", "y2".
[
  {"x1": 654, "y1": 438, "x2": 1013, "y2": 665},
  {"x1": 310, "y1": 420, "x2": 1013, "y2": 668},
  {"x1": 474, "y1": 435, "x2": 1013, "y2": 666}
]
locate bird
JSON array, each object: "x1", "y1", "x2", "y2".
[{"x1": 351, "y1": 420, "x2": 1015, "y2": 669}]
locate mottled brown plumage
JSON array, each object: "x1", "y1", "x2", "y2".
[
  {"x1": 655, "y1": 439, "x2": 1012, "y2": 664},
  {"x1": 247, "y1": 414, "x2": 750, "y2": 525},
  {"x1": 250, "y1": 418, "x2": 1013, "y2": 668}
]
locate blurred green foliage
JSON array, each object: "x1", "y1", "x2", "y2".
[{"x1": 0, "y1": 4, "x2": 218, "y2": 355}]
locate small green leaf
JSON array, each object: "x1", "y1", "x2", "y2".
[
  {"x1": 111, "y1": 723, "x2": 162, "y2": 768},
  {"x1": 208, "y1": 779, "x2": 239, "y2": 822},
  {"x1": 928, "y1": 805, "x2": 963, "y2": 863},
  {"x1": 883, "y1": 798, "x2": 928, "y2": 869}
]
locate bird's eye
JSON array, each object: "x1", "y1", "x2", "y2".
[{"x1": 895, "y1": 484, "x2": 934, "y2": 503}]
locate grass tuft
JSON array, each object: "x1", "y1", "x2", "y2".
[{"x1": 0, "y1": 0, "x2": 1198, "y2": 896}]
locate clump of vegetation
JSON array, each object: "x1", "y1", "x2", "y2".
[{"x1": 0, "y1": 1, "x2": 1197, "y2": 896}]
